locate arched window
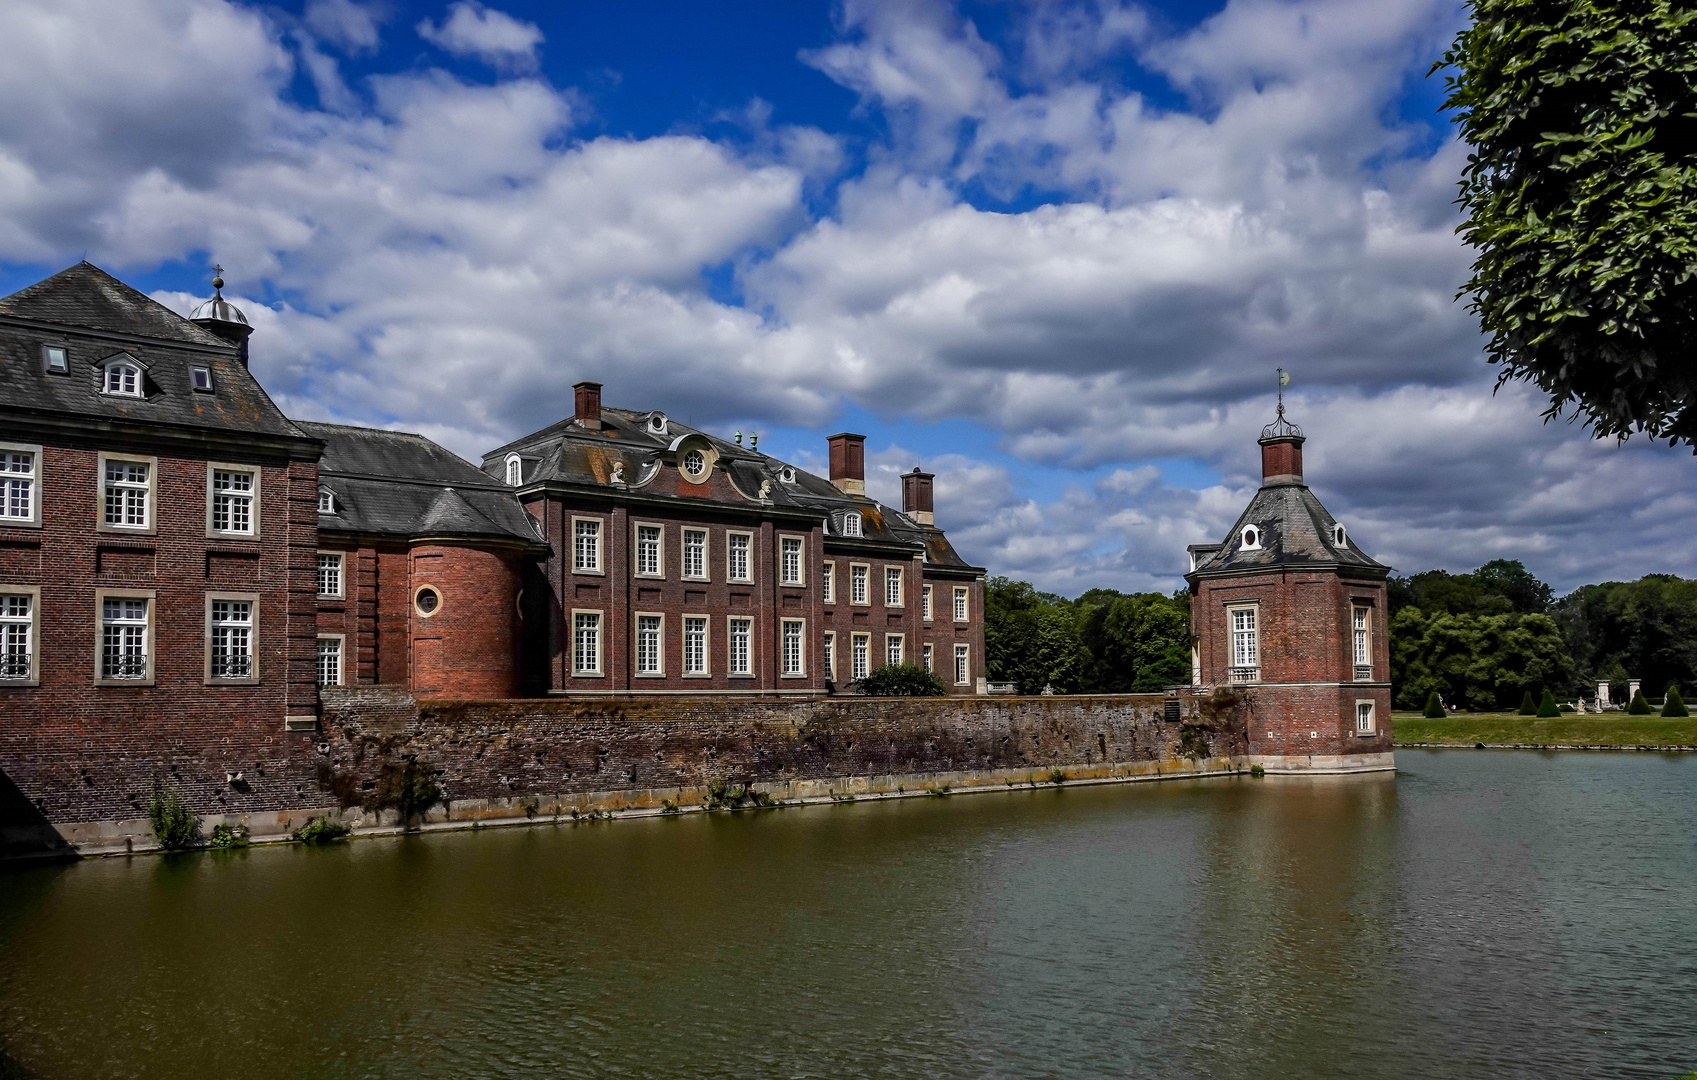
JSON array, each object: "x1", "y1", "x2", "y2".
[
  {"x1": 842, "y1": 512, "x2": 864, "y2": 538},
  {"x1": 505, "y1": 454, "x2": 522, "y2": 486},
  {"x1": 1332, "y1": 524, "x2": 1347, "y2": 546},
  {"x1": 317, "y1": 487, "x2": 335, "y2": 514},
  {"x1": 102, "y1": 359, "x2": 141, "y2": 397},
  {"x1": 1240, "y1": 525, "x2": 1261, "y2": 550}
]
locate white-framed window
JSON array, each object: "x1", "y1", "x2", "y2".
[
  {"x1": 100, "y1": 455, "x2": 153, "y2": 531},
  {"x1": 98, "y1": 593, "x2": 152, "y2": 683},
  {"x1": 886, "y1": 633, "x2": 903, "y2": 668},
  {"x1": 822, "y1": 561, "x2": 836, "y2": 604},
  {"x1": 318, "y1": 487, "x2": 336, "y2": 514},
  {"x1": 648, "y1": 413, "x2": 668, "y2": 436},
  {"x1": 191, "y1": 365, "x2": 213, "y2": 392},
  {"x1": 317, "y1": 552, "x2": 344, "y2": 598},
  {"x1": 727, "y1": 617, "x2": 753, "y2": 676},
  {"x1": 953, "y1": 586, "x2": 968, "y2": 623},
  {"x1": 1, "y1": 590, "x2": 37, "y2": 684},
  {"x1": 954, "y1": 643, "x2": 970, "y2": 686},
  {"x1": 885, "y1": 565, "x2": 904, "y2": 607},
  {"x1": 102, "y1": 358, "x2": 142, "y2": 397},
  {"x1": 851, "y1": 633, "x2": 870, "y2": 681},
  {"x1": 781, "y1": 618, "x2": 805, "y2": 677},
  {"x1": 727, "y1": 532, "x2": 752, "y2": 583},
  {"x1": 572, "y1": 610, "x2": 603, "y2": 675},
  {"x1": 683, "y1": 528, "x2": 708, "y2": 580},
  {"x1": 1353, "y1": 606, "x2": 1371, "y2": 668},
  {"x1": 780, "y1": 536, "x2": 804, "y2": 585},
  {"x1": 1333, "y1": 524, "x2": 1347, "y2": 547},
  {"x1": 635, "y1": 524, "x2": 663, "y2": 577},
  {"x1": 850, "y1": 564, "x2": 869, "y2": 605},
  {"x1": 922, "y1": 584, "x2": 933, "y2": 621},
  {"x1": 41, "y1": 344, "x2": 68, "y2": 374},
  {"x1": 1230, "y1": 606, "x2": 1258, "y2": 674},
  {"x1": 840, "y1": 511, "x2": 863, "y2": 538},
  {"x1": 681, "y1": 448, "x2": 707, "y2": 480},
  {"x1": 1240, "y1": 525, "x2": 1262, "y2": 550},
  {"x1": 683, "y1": 615, "x2": 708, "y2": 675},
  {"x1": 317, "y1": 636, "x2": 344, "y2": 687},
  {"x1": 1355, "y1": 700, "x2": 1376, "y2": 735},
  {"x1": 208, "y1": 595, "x2": 256, "y2": 681},
  {"x1": 0, "y1": 445, "x2": 40, "y2": 525},
  {"x1": 636, "y1": 613, "x2": 664, "y2": 675},
  {"x1": 823, "y1": 631, "x2": 836, "y2": 680},
  {"x1": 413, "y1": 585, "x2": 442, "y2": 618},
  {"x1": 208, "y1": 465, "x2": 257, "y2": 536},
  {"x1": 922, "y1": 642, "x2": 934, "y2": 673},
  {"x1": 573, "y1": 517, "x2": 602, "y2": 573},
  {"x1": 505, "y1": 454, "x2": 523, "y2": 486}
]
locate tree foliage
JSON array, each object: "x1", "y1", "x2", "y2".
[
  {"x1": 983, "y1": 577, "x2": 1190, "y2": 695},
  {"x1": 854, "y1": 663, "x2": 947, "y2": 697},
  {"x1": 1436, "y1": 0, "x2": 1697, "y2": 444},
  {"x1": 1388, "y1": 559, "x2": 1552, "y2": 616},
  {"x1": 1391, "y1": 607, "x2": 1575, "y2": 710},
  {"x1": 1555, "y1": 574, "x2": 1697, "y2": 692},
  {"x1": 1662, "y1": 685, "x2": 1690, "y2": 716}
]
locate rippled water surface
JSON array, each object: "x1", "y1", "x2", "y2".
[{"x1": 2, "y1": 750, "x2": 1695, "y2": 1079}]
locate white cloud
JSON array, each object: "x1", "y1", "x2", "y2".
[
  {"x1": 305, "y1": 0, "x2": 385, "y2": 53},
  {"x1": 416, "y1": 2, "x2": 542, "y2": 71}
]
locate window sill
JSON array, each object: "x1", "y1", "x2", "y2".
[
  {"x1": 632, "y1": 574, "x2": 666, "y2": 581},
  {"x1": 571, "y1": 568, "x2": 606, "y2": 577},
  {"x1": 205, "y1": 678, "x2": 261, "y2": 687},
  {"x1": 682, "y1": 576, "x2": 712, "y2": 584},
  {"x1": 727, "y1": 673, "x2": 756, "y2": 680},
  {"x1": 0, "y1": 679, "x2": 40, "y2": 688},
  {"x1": 634, "y1": 672, "x2": 666, "y2": 679},
  {"x1": 95, "y1": 524, "x2": 156, "y2": 537},
  {"x1": 1354, "y1": 730, "x2": 1378, "y2": 738},
  {"x1": 0, "y1": 519, "x2": 41, "y2": 530},
  {"x1": 95, "y1": 678, "x2": 156, "y2": 688},
  {"x1": 682, "y1": 672, "x2": 712, "y2": 679},
  {"x1": 570, "y1": 671, "x2": 605, "y2": 678},
  {"x1": 205, "y1": 532, "x2": 261, "y2": 543}
]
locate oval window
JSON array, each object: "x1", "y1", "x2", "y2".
[
  {"x1": 682, "y1": 449, "x2": 706, "y2": 478},
  {"x1": 414, "y1": 585, "x2": 441, "y2": 617},
  {"x1": 1241, "y1": 526, "x2": 1260, "y2": 549}
]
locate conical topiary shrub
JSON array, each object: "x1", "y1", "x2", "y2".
[
  {"x1": 1423, "y1": 691, "x2": 1445, "y2": 719},
  {"x1": 1536, "y1": 689, "x2": 1561, "y2": 718},
  {"x1": 1517, "y1": 690, "x2": 1536, "y2": 716},
  {"x1": 1661, "y1": 686, "x2": 1688, "y2": 718},
  {"x1": 1627, "y1": 689, "x2": 1653, "y2": 715}
]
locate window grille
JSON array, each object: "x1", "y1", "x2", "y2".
[
  {"x1": 210, "y1": 599, "x2": 253, "y2": 678},
  {"x1": 886, "y1": 635, "x2": 903, "y2": 667},
  {"x1": 104, "y1": 363, "x2": 140, "y2": 396},
  {"x1": 317, "y1": 554, "x2": 343, "y2": 598},
  {"x1": 317, "y1": 637, "x2": 342, "y2": 686},
  {"x1": 637, "y1": 615, "x2": 662, "y2": 673},
  {"x1": 505, "y1": 456, "x2": 522, "y2": 485},
  {"x1": 103, "y1": 460, "x2": 149, "y2": 528},
  {"x1": 1, "y1": 451, "x2": 35, "y2": 521},
  {"x1": 101, "y1": 598, "x2": 148, "y2": 679},
  {"x1": 823, "y1": 632, "x2": 835, "y2": 679},
  {"x1": 0, "y1": 595, "x2": 31, "y2": 679},
  {"x1": 781, "y1": 537, "x2": 802, "y2": 585},
  {"x1": 822, "y1": 562, "x2": 835, "y2": 604},
  {"x1": 954, "y1": 644, "x2": 970, "y2": 686},
  {"x1": 684, "y1": 617, "x2": 707, "y2": 675},
  {"x1": 636, "y1": 526, "x2": 662, "y2": 576},
  {"x1": 1353, "y1": 607, "x2": 1371, "y2": 675},
  {"x1": 922, "y1": 643, "x2": 933, "y2": 673},
  {"x1": 683, "y1": 530, "x2": 707, "y2": 579},
  {"x1": 574, "y1": 519, "x2": 601, "y2": 572},
  {"x1": 885, "y1": 566, "x2": 903, "y2": 607},
  {"x1": 851, "y1": 634, "x2": 869, "y2": 681},
  {"x1": 728, "y1": 618, "x2": 752, "y2": 675},
  {"x1": 1356, "y1": 702, "x2": 1375, "y2": 734},
  {"x1": 211, "y1": 469, "x2": 254, "y2": 534},
  {"x1": 573, "y1": 612, "x2": 601, "y2": 674},
  {"x1": 922, "y1": 584, "x2": 932, "y2": 621},
  {"x1": 318, "y1": 487, "x2": 335, "y2": 513},
  {"x1": 851, "y1": 565, "x2": 868, "y2": 605},
  {"x1": 782, "y1": 620, "x2": 804, "y2": 676},
  {"x1": 727, "y1": 533, "x2": 751, "y2": 581},
  {"x1": 953, "y1": 587, "x2": 968, "y2": 622}
]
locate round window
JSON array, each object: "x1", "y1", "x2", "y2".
[
  {"x1": 414, "y1": 585, "x2": 441, "y2": 617},
  {"x1": 682, "y1": 449, "x2": 706, "y2": 478},
  {"x1": 1242, "y1": 526, "x2": 1259, "y2": 549}
]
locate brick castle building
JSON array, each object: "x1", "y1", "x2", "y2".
[
  {"x1": 0, "y1": 262, "x2": 986, "y2": 757},
  {"x1": 1186, "y1": 403, "x2": 1395, "y2": 773}
]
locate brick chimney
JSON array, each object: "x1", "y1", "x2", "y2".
[
  {"x1": 574, "y1": 381, "x2": 602, "y2": 426},
  {"x1": 827, "y1": 432, "x2": 865, "y2": 495},
  {"x1": 902, "y1": 467, "x2": 934, "y2": 525},
  {"x1": 1258, "y1": 406, "x2": 1305, "y2": 485}
]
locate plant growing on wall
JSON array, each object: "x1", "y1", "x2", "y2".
[
  {"x1": 146, "y1": 781, "x2": 199, "y2": 851},
  {"x1": 363, "y1": 758, "x2": 444, "y2": 828},
  {"x1": 852, "y1": 663, "x2": 946, "y2": 697}
]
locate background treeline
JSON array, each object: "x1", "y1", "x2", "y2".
[{"x1": 984, "y1": 561, "x2": 1697, "y2": 710}]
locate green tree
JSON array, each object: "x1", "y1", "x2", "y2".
[
  {"x1": 854, "y1": 663, "x2": 946, "y2": 697},
  {"x1": 1424, "y1": 692, "x2": 1447, "y2": 718},
  {"x1": 1556, "y1": 575, "x2": 1697, "y2": 695},
  {"x1": 1518, "y1": 690, "x2": 1537, "y2": 715},
  {"x1": 1078, "y1": 590, "x2": 1191, "y2": 692},
  {"x1": 1538, "y1": 689, "x2": 1562, "y2": 718},
  {"x1": 983, "y1": 577, "x2": 1088, "y2": 694},
  {"x1": 1391, "y1": 608, "x2": 1575, "y2": 710},
  {"x1": 1387, "y1": 561, "x2": 1553, "y2": 617},
  {"x1": 1436, "y1": 0, "x2": 1697, "y2": 443},
  {"x1": 1662, "y1": 685, "x2": 1690, "y2": 717}
]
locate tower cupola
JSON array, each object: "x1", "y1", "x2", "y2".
[
  {"x1": 190, "y1": 265, "x2": 254, "y2": 367},
  {"x1": 1258, "y1": 369, "x2": 1304, "y2": 485}
]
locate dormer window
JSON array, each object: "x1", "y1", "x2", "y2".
[
  {"x1": 103, "y1": 359, "x2": 141, "y2": 397},
  {"x1": 318, "y1": 487, "x2": 336, "y2": 514},
  {"x1": 841, "y1": 511, "x2": 864, "y2": 538},
  {"x1": 191, "y1": 365, "x2": 213, "y2": 392},
  {"x1": 681, "y1": 449, "x2": 706, "y2": 479},
  {"x1": 1240, "y1": 525, "x2": 1261, "y2": 550},
  {"x1": 779, "y1": 466, "x2": 796, "y2": 484},
  {"x1": 42, "y1": 345, "x2": 68, "y2": 374},
  {"x1": 648, "y1": 413, "x2": 668, "y2": 436},
  {"x1": 1332, "y1": 524, "x2": 1347, "y2": 546},
  {"x1": 505, "y1": 454, "x2": 523, "y2": 486}
]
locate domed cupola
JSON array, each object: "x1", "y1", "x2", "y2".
[
  {"x1": 190, "y1": 265, "x2": 254, "y2": 366},
  {"x1": 1257, "y1": 369, "x2": 1305, "y2": 485}
]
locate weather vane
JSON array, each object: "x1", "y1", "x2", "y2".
[{"x1": 1276, "y1": 367, "x2": 1290, "y2": 417}]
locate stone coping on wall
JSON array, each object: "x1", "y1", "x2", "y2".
[{"x1": 1247, "y1": 752, "x2": 1396, "y2": 774}]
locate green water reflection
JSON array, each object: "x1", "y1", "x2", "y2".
[{"x1": 1, "y1": 751, "x2": 1693, "y2": 1079}]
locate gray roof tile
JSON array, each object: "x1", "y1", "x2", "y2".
[{"x1": 1189, "y1": 481, "x2": 1388, "y2": 577}]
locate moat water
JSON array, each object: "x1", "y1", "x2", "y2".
[{"x1": 2, "y1": 750, "x2": 1694, "y2": 1079}]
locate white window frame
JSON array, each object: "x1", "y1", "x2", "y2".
[
  {"x1": 840, "y1": 511, "x2": 863, "y2": 538},
  {"x1": 317, "y1": 551, "x2": 345, "y2": 599},
  {"x1": 922, "y1": 584, "x2": 933, "y2": 621},
  {"x1": 635, "y1": 612, "x2": 665, "y2": 676},
  {"x1": 885, "y1": 565, "x2": 904, "y2": 608},
  {"x1": 505, "y1": 454, "x2": 523, "y2": 486},
  {"x1": 0, "y1": 442, "x2": 42, "y2": 528},
  {"x1": 682, "y1": 528, "x2": 709, "y2": 581},
  {"x1": 572, "y1": 609, "x2": 604, "y2": 676},
  {"x1": 41, "y1": 344, "x2": 68, "y2": 374},
  {"x1": 885, "y1": 633, "x2": 904, "y2": 668},
  {"x1": 779, "y1": 534, "x2": 805, "y2": 586},
  {"x1": 680, "y1": 448, "x2": 708, "y2": 482},
  {"x1": 953, "y1": 586, "x2": 969, "y2": 623},
  {"x1": 1355, "y1": 699, "x2": 1377, "y2": 735},
  {"x1": 96, "y1": 453, "x2": 156, "y2": 535},
  {"x1": 317, "y1": 634, "x2": 345, "y2": 687},
  {"x1": 780, "y1": 618, "x2": 806, "y2": 677},
  {"x1": 94, "y1": 588, "x2": 155, "y2": 686},
  {"x1": 206, "y1": 592, "x2": 260, "y2": 684},
  {"x1": 727, "y1": 616, "x2": 754, "y2": 677},
  {"x1": 190, "y1": 364, "x2": 213, "y2": 393},
  {"x1": 922, "y1": 642, "x2": 934, "y2": 673},
  {"x1": 954, "y1": 643, "x2": 971, "y2": 687},
  {"x1": 634, "y1": 522, "x2": 665, "y2": 578},
  {"x1": 1228, "y1": 603, "x2": 1259, "y2": 677},
  {"x1": 822, "y1": 561, "x2": 835, "y2": 604},
  {"x1": 1240, "y1": 525, "x2": 1262, "y2": 550},
  {"x1": 726, "y1": 531, "x2": 753, "y2": 584},
  {"x1": 850, "y1": 563, "x2": 869, "y2": 606},
  {"x1": 101, "y1": 356, "x2": 143, "y2": 398},
  {"x1": 572, "y1": 516, "x2": 604, "y2": 575},
  {"x1": 851, "y1": 632, "x2": 870, "y2": 682},
  {"x1": 823, "y1": 630, "x2": 836, "y2": 681},
  {"x1": 1353, "y1": 606, "x2": 1372, "y2": 671},
  {"x1": 1333, "y1": 524, "x2": 1348, "y2": 547},
  {"x1": 683, "y1": 614, "x2": 710, "y2": 677},
  {"x1": 206, "y1": 462, "x2": 260, "y2": 539},
  {"x1": 318, "y1": 487, "x2": 336, "y2": 514},
  {"x1": 0, "y1": 586, "x2": 41, "y2": 686}
]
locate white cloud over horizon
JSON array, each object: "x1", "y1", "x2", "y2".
[{"x1": 1, "y1": 0, "x2": 1691, "y2": 597}]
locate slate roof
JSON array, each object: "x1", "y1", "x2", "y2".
[
  {"x1": 486, "y1": 406, "x2": 979, "y2": 571},
  {"x1": 0, "y1": 262, "x2": 306, "y2": 442},
  {"x1": 1188, "y1": 480, "x2": 1388, "y2": 578},
  {"x1": 300, "y1": 421, "x2": 545, "y2": 548}
]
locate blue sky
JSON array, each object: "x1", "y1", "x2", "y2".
[{"x1": 3, "y1": 0, "x2": 1693, "y2": 596}]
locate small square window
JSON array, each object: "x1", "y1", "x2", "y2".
[
  {"x1": 191, "y1": 366, "x2": 213, "y2": 392},
  {"x1": 42, "y1": 345, "x2": 68, "y2": 373}
]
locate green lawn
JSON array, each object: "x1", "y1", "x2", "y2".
[{"x1": 1392, "y1": 712, "x2": 1697, "y2": 748}]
